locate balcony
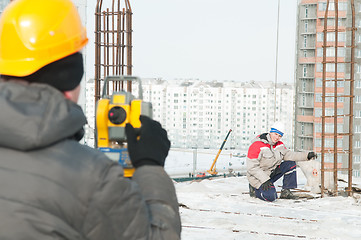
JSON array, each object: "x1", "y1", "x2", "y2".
[
  {"x1": 299, "y1": 89, "x2": 314, "y2": 94},
  {"x1": 300, "y1": 45, "x2": 316, "y2": 50},
  {"x1": 298, "y1": 134, "x2": 314, "y2": 139}
]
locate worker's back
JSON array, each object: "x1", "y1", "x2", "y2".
[{"x1": 0, "y1": 79, "x2": 181, "y2": 239}]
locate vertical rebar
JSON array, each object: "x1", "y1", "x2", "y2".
[
  {"x1": 333, "y1": 0, "x2": 339, "y2": 196},
  {"x1": 121, "y1": 8, "x2": 126, "y2": 90},
  {"x1": 321, "y1": 0, "x2": 330, "y2": 197},
  {"x1": 126, "y1": 2, "x2": 132, "y2": 92},
  {"x1": 348, "y1": 0, "x2": 355, "y2": 196},
  {"x1": 94, "y1": 0, "x2": 132, "y2": 101},
  {"x1": 95, "y1": 0, "x2": 103, "y2": 104}
]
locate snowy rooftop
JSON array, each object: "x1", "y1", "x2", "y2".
[
  {"x1": 165, "y1": 149, "x2": 361, "y2": 240},
  {"x1": 175, "y1": 176, "x2": 361, "y2": 240}
]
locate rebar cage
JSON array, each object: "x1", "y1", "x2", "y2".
[
  {"x1": 95, "y1": 0, "x2": 133, "y2": 103},
  {"x1": 321, "y1": 0, "x2": 355, "y2": 196}
]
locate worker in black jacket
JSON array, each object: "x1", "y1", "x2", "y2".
[{"x1": 0, "y1": 0, "x2": 181, "y2": 239}]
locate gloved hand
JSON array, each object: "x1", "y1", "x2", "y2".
[
  {"x1": 261, "y1": 179, "x2": 274, "y2": 191},
  {"x1": 125, "y1": 115, "x2": 170, "y2": 168},
  {"x1": 307, "y1": 151, "x2": 317, "y2": 160}
]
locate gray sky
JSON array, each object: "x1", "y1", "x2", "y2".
[{"x1": 131, "y1": 0, "x2": 298, "y2": 83}]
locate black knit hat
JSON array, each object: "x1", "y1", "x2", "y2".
[{"x1": 22, "y1": 52, "x2": 84, "y2": 91}]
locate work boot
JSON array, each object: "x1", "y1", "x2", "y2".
[
  {"x1": 249, "y1": 184, "x2": 256, "y2": 198},
  {"x1": 280, "y1": 189, "x2": 299, "y2": 199}
]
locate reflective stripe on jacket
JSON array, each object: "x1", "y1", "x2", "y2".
[{"x1": 246, "y1": 133, "x2": 308, "y2": 189}]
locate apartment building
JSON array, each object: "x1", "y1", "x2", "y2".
[
  {"x1": 84, "y1": 79, "x2": 294, "y2": 150},
  {"x1": 295, "y1": 0, "x2": 361, "y2": 177},
  {"x1": 141, "y1": 79, "x2": 294, "y2": 150}
]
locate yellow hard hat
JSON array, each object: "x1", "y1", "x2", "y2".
[{"x1": 0, "y1": 0, "x2": 88, "y2": 77}]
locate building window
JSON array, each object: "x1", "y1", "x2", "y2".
[
  {"x1": 315, "y1": 108, "x2": 322, "y2": 117},
  {"x1": 325, "y1": 124, "x2": 334, "y2": 133},
  {"x1": 337, "y1": 63, "x2": 345, "y2": 72},
  {"x1": 319, "y1": 2, "x2": 326, "y2": 11},
  {"x1": 315, "y1": 123, "x2": 322, "y2": 133},
  {"x1": 317, "y1": 48, "x2": 323, "y2": 57},
  {"x1": 315, "y1": 138, "x2": 321, "y2": 148},
  {"x1": 339, "y1": 3, "x2": 347, "y2": 11},
  {"x1": 327, "y1": 32, "x2": 335, "y2": 41},
  {"x1": 356, "y1": 95, "x2": 361, "y2": 103},
  {"x1": 337, "y1": 80, "x2": 344, "y2": 87},
  {"x1": 338, "y1": 32, "x2": 346, "y2": 42},
  {"x1": 302, "y1": 81, "x2": 306, "y2": 92},
  {"x1": 355, "y1": 125, "x2": 361, "y2": 133},
  {"x1": 303, "y1": 65, "x2": 307, "y2": 77},
  {"x1": 356, "y1": 110, "x2": 361, "y2": 118},
  {"x1": 325, "y1": 108, "x2": 333, "y2": 116},
  {"x1": 356, "y1": 80, "x2": 361, "y2": 88},
  {"x1": 317, "y1": 32, "x2": 323, "y2": 42},
  {"x1": 304, "y1": 35, "x2": 307, "y2": 47},
  {"x1": 302, "y1": 95, "x2": 306, "y2": 106},
  {"x1": 326, "y1": 47, "x2": 335, "y2": 57},
  {"x1": 357, "y1": 49, "x2": 361, "y2": 59},
  {"x1": 305, "y1": 20, "x2": 308, "y2": 32},
  {"x1": 357, "y1": 64, "x2": 361, "y2": 73},
  {"x1": 327, "y1": 18, "x2": 335, "y2": 26},
  {"x1": 326, "y1": 63, "x2": 335, "y2": 72},
  {"x1": 317, "y1": 63, "x2": 323, "y2": 72}
]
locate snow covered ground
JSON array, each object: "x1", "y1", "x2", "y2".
[{"x1": 165, "y1": 148, "x2": 361, "y2": 240}]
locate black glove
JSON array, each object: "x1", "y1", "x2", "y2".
[
  {"x1": 307, "y1": 152, "x2": 317, "y2": 160},
  {"x1": 125, "y1": 115, "x2": 170, "y2": 168},
  {"x1": 261, "y1": 180, "x2": 274, "y2": 191},
  {"x1": 269, "y1": 165, "x2": 281, "y2": 179}
]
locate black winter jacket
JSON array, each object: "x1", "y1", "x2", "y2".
[{"x1": 0, "y1": 80, "x2": 181, "y2": 239}]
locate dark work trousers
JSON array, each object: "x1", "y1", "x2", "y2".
[{"x1": 255, "y1": 161, "x2": 297, "y2": 202}]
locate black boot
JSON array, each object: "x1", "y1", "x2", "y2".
[
  {"x1": 249, "y1": 184, "x2": 256, "y2": 197},
  {"x1": 280, "y1": 189, "x2": 299, "y2": 199}
]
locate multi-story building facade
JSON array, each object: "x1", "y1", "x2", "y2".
[
  {"x1": 84, "y1": 79, "x2": 295, "y2": 150},
  {"x1": 295, "y1": 0, "x2": 361, "y2": 177},
  {"x1": 141, "y1": 79, "x2": 294, "y2": 150}
]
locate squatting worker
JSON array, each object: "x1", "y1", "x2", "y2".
[
  {"x1": 246, "y1": 122, "x2": 317, "y2": 202},
  {"x1": 0, "y1": 0, "x2": 181, "y2": 239}
]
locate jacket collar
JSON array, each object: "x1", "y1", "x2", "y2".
[{"x1": 0, "y1": 80, "x2": 87, "y2": 150}]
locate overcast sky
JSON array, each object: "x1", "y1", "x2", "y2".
[
  {"x1": 85, "y1": 0, "x2": 298, "y2": 83},
  {"x1": 130, "y1": 0, "x2": 298, "y2": 83}
]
